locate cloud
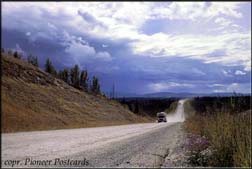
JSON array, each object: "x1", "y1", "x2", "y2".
[
  {"x1": 78, "y1": 11, "x2": 98, "y2": 23},
  {"x1": 77, "y1": 10, "x2": 107, "y2": 30},
  {"x1": 102, "y1": 44, "x2": 108, "y2": 48},
  {"x1": 150, "y1": 2, "x2": 243, "y2": 21},
  {"x1": 235, "y1": 70, "x2": 246, "y2": 75},
  {"x1": 212, "y1": 82, "x2": 250, "y2": 93},
  {"x1": 95, "y1": 51, "x2": 112, "y2": 61},
  {"x1": 131, "y1": 32, "x2": 251, "y2": 71},
  {"x1": 213, "y1": 89, "x2": 226, "y2": 93},
  {"x1": 227, "y1": 83, "x2": 239, "y2": 92},
  {"x1": 244, "y1": 64, "x2": 251, "y2": 71},
  {"x1": 64, "y1": 37, "x2": 112, "y2": 63},
  {"x1": 151, "y1": 2, "x2": 207, "y2": 20},
  {"x1": 205, "y1": 2, "x2": 243, "y2": 19},
  {"x1": 222, "y1": 70, "x2": 233, "y2": 77},
  {"x1": 227, "y1": 83, "x2": 251, "y2": 93},
  {"x1": 191, "y1": 68, "x2": 206, "y2": 76},
  {"x1": 2, "y1": 2, "x2": 247, "y2": 38},
  {"x1": 65, "y1": 41, "x2": 96, "y2": 57},
  {"x1": 215, "y1": 18, "x2": 232, "y2": 26},
  {"x1": 1, "y1": 2, "x2": 251, "y2": 94},
  {"x1": 26, "y1": 32, "x2": 31, "y2": 36},
  {"x1": 214, "y1": 17, "x2": 240, "y2": 31},
  {"x1": 208, "y1": 84, "x2": 225, "y2": 87},
  {"x1": 3, "y1": 2, "x2": 251, "y2": 71},
  {"x1": 148, "y1": 82, "x2": 194, "y2": 92}
]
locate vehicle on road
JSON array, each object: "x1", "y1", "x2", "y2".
[{"x1": 157, "y1": 112, "x2": 167, "y2": 123}]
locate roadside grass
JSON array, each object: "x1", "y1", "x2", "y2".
[
  {"x1": 165, "y1": 101, "x2": 178, "y2": 114},
  {"x1": 183, "y1": 99, "x2": 196, "y2": 117},
  {"x1": 184, "y1": 98, "x2": 251, "y2": 167},
  {"x1": 2, "y1": 55, "x2": 151, "y2": 133}
]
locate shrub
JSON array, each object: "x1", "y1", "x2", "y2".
[
  {"x1": 13, "y1": 51, "x2": 21, "y2": 59},
  {"x1": 184, "y1": 111, "x2": 251, "y2": 167}
]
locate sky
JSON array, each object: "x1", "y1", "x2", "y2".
[{"x1": 1, "y1": 2, "x2": 251, "y2": 95}]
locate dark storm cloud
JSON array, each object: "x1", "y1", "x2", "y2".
[{"x1": 2, "y1": 2, "x2": 251, "y2": 94}]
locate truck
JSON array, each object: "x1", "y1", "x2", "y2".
[{"x1": 157, "y1": 112, "x2": 167, "y2": 123}]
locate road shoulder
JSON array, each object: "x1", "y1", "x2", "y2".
[{"x1": 161, "y1": 123, "x2": 191, "y2": 167}]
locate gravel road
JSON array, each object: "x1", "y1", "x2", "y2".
[{"x1": 2, "y1": 100, "x2": 187, "y2": 168}]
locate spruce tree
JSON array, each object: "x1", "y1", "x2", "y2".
[
  {"x1": 91, "y1": 76, "x2": 101, "y2": 95},
  {"x1": 13, "y1": 51, "x2": 21, "y2": 59},
  {"x1": 27, "y1": 54, "x2": 39, "y2": 67},
  {"x1": 80, "y1": 70, "x2": 88, "y2": 91},
  {"x1": 59, "y1": 68, "x2": 69, "y2": 83},
  {"x1": 70, "y1": 64, "x2": 80, "y2": 88},
  {"x1": 45, "y1": 58, "x2": 57, "y2": 75}
]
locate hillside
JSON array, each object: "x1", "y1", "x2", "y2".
[{"x1": 1, "y1": 54, "x2": 151, "y2": 133}]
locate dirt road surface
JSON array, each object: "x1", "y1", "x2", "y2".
[{"x1": 2, "y1": 100, "x2": 187, "y2": 168}]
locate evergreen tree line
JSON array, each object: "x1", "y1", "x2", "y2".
[
  {"x1": 117, "y1": 98, "x2": 178, "y2": 116},
  {"x1": 1, "y1": 48, "x2": 39, "y2": 67},
  {"x1": 191, "y1": 95, "x2": 251, "y2": 115},
  {"x1": 45, "y1": 58, "x2": 100, "y2": 95},
  {"x1": 2, "y1": 48, "x2": 101, "y2": 95}
]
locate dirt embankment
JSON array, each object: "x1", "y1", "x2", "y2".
[{"x1": 1, "y1": 54, "x2": 150, "y2": 133}]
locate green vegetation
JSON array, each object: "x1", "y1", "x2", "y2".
[
  {"x1": 7, "y1": 49, "x2": 13, "y2": 56},
  {"x1": 183, "y1": 99, "x2": 196, "y2": 118},
  {"x1": 2, "y1": 48, "x2": 103, "y2": 96},
  {"x1": 58, "y1": 68, "x2": 69, "y2": 83},
  {"x1": 165, "y1": 101, "x2": 178, "y2": 114},
  {"x1": 2, "y1": 53, "x2": 150, "y2": 133},
  {"x1": 184, "y1": 96, "x2": 251, "y2": 167},
  {"x1": 27, "y1": 54, "x2": 39, "y2": 67},
  {"x1": 70, "y1": 64, "x2": 80, "y2": 88},
  {"x1": 117, "y1": 98, "x2": 179, "y2": 117},
  {"x1": 45, "y1": 58, "x2": 57, "y2": 76},
  {"x1": 13, "y1": 51, "x2": 21, "y2": 59},
  {"x1": 91, "y1": 76, "x2": 101, "y2": 95},
  {"x1": 80, "y1": 70, "x2": 88, "y2": 91}
]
